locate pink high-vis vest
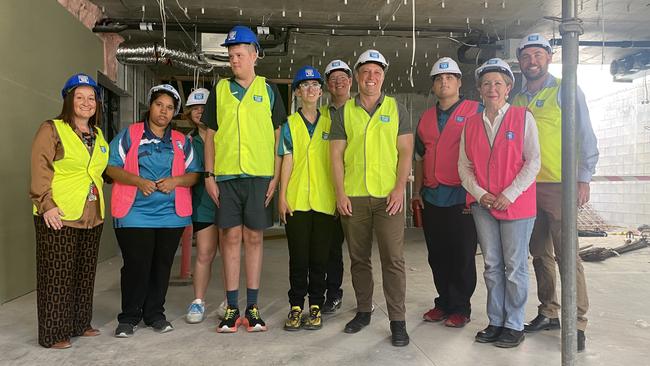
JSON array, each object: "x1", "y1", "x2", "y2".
[
  {"x1": 417, "y1": 100, "x2": 480, "y2": 188},
  {"x1": 464, "y1": 106, "x2": 536, "y2": 220},
  {"x1": 111, "y1": 122, "x2": 192, "y2": 218}
]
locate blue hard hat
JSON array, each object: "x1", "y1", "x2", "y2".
[
  {"x1": 61, "y1": 73, "x2": 101, "y2": 99},
  {"x1": 221, "y1": 25, "x2": 260, "y2": 51},
  {"x1": 292, "y1": 66, "x2": 323, "y2": 91}
]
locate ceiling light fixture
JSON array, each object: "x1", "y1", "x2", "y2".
[
  {"x1": 298, "y1": 10, "x2": 302, "y2": 17},
  {"x1": 441, "y1": 1, "x2": 445, "y2": 8},
  {"x1": 282, "y1": 10, "x2": 286, "y2": 17}
]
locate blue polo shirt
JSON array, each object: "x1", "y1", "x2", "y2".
[{"x1": 108, "y1": 122, "x2": 202, "y2": 228}]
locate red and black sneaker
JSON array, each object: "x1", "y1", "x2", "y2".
[
  {"x1": 216, "y1": 306, "x2": 241, "y2": 333},
  {"x1": 444, "y1": 313, "x2": 470, "y2": 328},
  {"x1": 243, "y1": 304, "x2": 267, "y2": 332},
  {"x1": 423, "y1": 307, "x2": 447, "y2": 322}
]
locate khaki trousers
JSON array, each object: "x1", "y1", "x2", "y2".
[
  {"x1": 341, "y1": 197, "x2": 406, "y2": 321},
  {"x1": 529, "y1": 183, "x2": 589, "y2": 330}
]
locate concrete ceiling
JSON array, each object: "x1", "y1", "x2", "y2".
[{"x1": 89, "y1": 0, "x2": 650, "y2": 93}]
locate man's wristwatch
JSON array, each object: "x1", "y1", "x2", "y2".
[{"x1": 203, "y1": 171, "x2": 215, "y2": 179}]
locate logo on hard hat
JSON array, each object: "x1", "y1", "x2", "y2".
[
  {"x1": 487, "y1": 59, "x2": 499, "y2": 65},
  {"x1": 369, "y1": 51, "x2": 380, "y2": 59},
  {"x1": 305, "y1": 69, "x2": 315, "y2": 77},
  {"x1": 78, "y1": 75, "x2": 89, "y2": 83},
  {"x1": 228, "y1": 31, "x2": 237, "y2": 40},
  {"x1": 196, "y1": 94, "x2": 204, "y2": 100},
  {"x1": 506, "y1": 131, "x2": 515, "y2": 140},
  {"x1": 440, "y1": 62, "x2": 449, "y2": 69},
  {"x1": 332, "y1": 61, "x2": 341, "y2": 66},
  {"x1": 529, "y1": 35, "x2": 539, "y2": 41}
]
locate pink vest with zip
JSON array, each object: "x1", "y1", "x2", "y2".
[
  {"x1": 111, "y1": 122, "x2": 192, "y2": 218},
  {"x1": 464, "y1": 106, "x2": 536, "y2": 220},
  {"x1": 417, "y1": 99, "x2": 480, "y2": 188}
]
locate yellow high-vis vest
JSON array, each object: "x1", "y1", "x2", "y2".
[
  {"x1": 33, "y1": 119, "x2": 109, "y2": 220},
  {"x1": 512, "y1": 78, "x2": 562, "y2": 182},
  {"x1": 214, "y1": 76, "x2": 275, "y2": 176},
  {"x1": 285, "y1": 111, "x2": 336, "y2": 215},
  {"x1": 343, "y1": 97, "x2": 399, "y2": 197}
]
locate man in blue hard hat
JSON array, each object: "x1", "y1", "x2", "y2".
[{"x1": 202, "y1": 25, "x2": 287, "y2": 333}]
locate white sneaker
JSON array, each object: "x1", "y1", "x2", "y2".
[
  {"x1": 216, "y1": 299, "x2": 228, "y2": 320},
  {"x1": 186, "y1": 299, "x2": 205, "y2": 324}
]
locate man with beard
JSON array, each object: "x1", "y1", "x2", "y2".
[{"x1": 512, "y1": 33, "x2": 599, "y2": 352}]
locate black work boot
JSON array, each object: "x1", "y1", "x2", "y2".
[
  {"x1": 344, "y1": 312, "x2": 371, "y2": 333},
  {"x1": 390, "y1": 320, "x2": 410, "y2": 347},
  {"x1": 524, "y1": 314, "x2": 560, "y2": 332}
]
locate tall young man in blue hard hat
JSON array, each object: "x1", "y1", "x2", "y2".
[
  {"x1": 512, "y1": 33, "x2": 599, "y2": 352},
  {"x1": 320, "y1": 59, "x2": 353, "y2": 314},
  {"x1": 201, "y1": 25, "x2": 287, "y2": 333},
  {"x1": 278, "y1": 66, "x2": 337, "y2": 331},
  {"x1": 330, "y1": 50, "x2": 414, "y2": 347},
  {"x1": 412, "y1": 57, "x2": 481, "y2": 328}
]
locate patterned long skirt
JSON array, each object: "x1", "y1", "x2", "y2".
[{"x1": 33, "y1": 216, "x2": 103, "y2": 347}]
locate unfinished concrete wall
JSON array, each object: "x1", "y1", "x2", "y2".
[
  {"x1": 588, "y1": 76, "x2": 650, "y2": 229},
  {"x1": 0, "y1": 0, "x2": 117, "y2": 303}
]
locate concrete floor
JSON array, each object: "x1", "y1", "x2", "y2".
[{"x1": 1, "y1": 229, "x2": 649, "y2": 366}]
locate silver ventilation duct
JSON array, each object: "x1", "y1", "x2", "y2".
[{"x1": 116, "y1": 44, "x2": 214, "y2": 73}]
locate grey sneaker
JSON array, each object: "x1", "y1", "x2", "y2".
[
  {"x1": 151, "y1": 319, "x2": 174, "y2": 333},
  {"x1": 114, "y1": 323, "x2": 136, "y2": 338}
]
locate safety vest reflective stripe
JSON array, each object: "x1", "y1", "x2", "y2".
[
  {"x1": 214, "y1": 76, "x2": 275, "y2": 176},
  {"x1": 464, "y1": 106, "x2": 536, "y2": 220},
  {"x1": 35, "y1": 119, "x2": 109, "y2": 220},
  {"x1": 343, "y1": 97, "x2": 399, "y2": 197},
  {"x1": 512, "y1": 79, "x2": 562, "y2": 182},
  {"x1": 285, "y1": 111, "x2": 336, "y2": 215},
  {"x1": 111, "y1": 122, "x2": 192, "y2": 218},
  {"x1": 417, "y1": 100, "x2": 480, "y2": 188}
]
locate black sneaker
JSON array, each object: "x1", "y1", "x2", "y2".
[
  {"x1": 150, "y1": 319, "x2": 174, "y2": 333},
  {"x1": 217, "y1": 306, "x2": 241, "y2": 333},
  {"x1": 322, "y1": 297, "x2": 342, "y2": 314},
  {"x1": 244, "y1": 304, "x2": 267, "y2": 332},
  {"x1": 114, "y1": 323, "x2": 136, "y2": 338}
]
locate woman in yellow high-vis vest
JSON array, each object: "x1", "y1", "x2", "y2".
[
  {"x1": 278, "y1": 66, "x2": 337, "y2": 331},
  {"x1": 30, "y1": 73, "x2": 109, "y2": 349}
]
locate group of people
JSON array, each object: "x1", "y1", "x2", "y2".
[{"x1": 29, "y1": 25, "x2": 597, "y2": 353}]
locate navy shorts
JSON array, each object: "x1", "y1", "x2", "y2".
[{"x1": 216, "y1": 177, "x2": 273, "y2": 230}]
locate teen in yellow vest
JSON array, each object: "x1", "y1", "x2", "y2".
[{"x1": 278, "y1": 66, "x2": 337, "y2": 331}]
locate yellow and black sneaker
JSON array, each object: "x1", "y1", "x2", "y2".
[
  {"x1": 302, "y1": 305, "x2": 322, "y2": 330},
  {"x1": 216, "y1": 306, "x2": 241, "y2": 333},
  {"x1": 284, "y1": 306, "x2": 303, "y2": 331},
  {"x1": 243, "y1": 304, "x2": 267, "y2": 332}
]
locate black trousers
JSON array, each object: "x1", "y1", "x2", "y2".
[
  {"x1": 422, "y1": 202, "x2": 478, "y2": 317},
  {"x1": 115, "y1": 227, "x2": 184, "y2": 325},
  {"x1": 325, "y1": 217, "x2": 345, "y2": 300},
  {"x1": 285, "y1": 210, "x2": 336, "y2": 308}
]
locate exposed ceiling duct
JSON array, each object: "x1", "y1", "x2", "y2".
[
  {"x1": 116, "y1": 44, "x2": 214, "y2": 73},
  {"x1": 610, "y1": 50, "x2": 650, "y2": 82}
]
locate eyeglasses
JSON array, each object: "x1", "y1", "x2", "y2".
[
  {"x1": 299, "y1": 82, "x2": 322, "y2": 90},
  {"x1": 328, "y1": 76, "x2": 350, "y2": 84}
]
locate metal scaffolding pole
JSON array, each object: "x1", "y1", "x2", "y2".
[{"x1": 560, "y1": 0, "x2": 583, "y2": 364}]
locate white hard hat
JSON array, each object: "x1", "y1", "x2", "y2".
[
  {"x1": 354, "y1": 49, "x2": 389, "y2": 70},
  {"x1": 147, "y1": 84, "x2": 182, "y2": 115},
  {"x1": 517, "y1": 33, "x2": 552, "y2": 56},
  {"x1": 474, "y1": 58, "x2": 515, "y2": 83},
  {"x1": 430, "y1": 57, "x2": 462, "y2": 78},
  {"x1": 324, "y1": 59, "x2": 352, "y2": 78},
  {"x1": 186, "y1": 88, "x2": 210, "y2": 107}
]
